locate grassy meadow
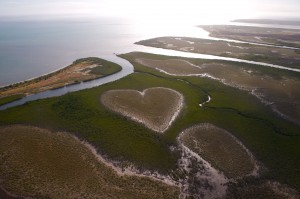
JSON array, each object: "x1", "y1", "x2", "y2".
[{"x1": 0, "y1": 94, "x2": 25, "y2": 106}]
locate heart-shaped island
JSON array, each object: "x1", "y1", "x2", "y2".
[{"x1": 101, "y1": 87, "x2": 184, "y2": 133}]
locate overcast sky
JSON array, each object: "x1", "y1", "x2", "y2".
[{"x1": 0, "y1": 0, "x2": 299, "y2": 22}]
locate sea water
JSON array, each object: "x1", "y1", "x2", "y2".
[{"x1": 0, "y1": 17, "x2": 208, "y2": 87}]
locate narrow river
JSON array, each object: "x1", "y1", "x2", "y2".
[{"x1": 1, "y1": 25, "x2": 299, "y2": 111}]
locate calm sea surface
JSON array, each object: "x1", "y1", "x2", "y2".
[
  {"x1": 1, "y1": 17, "x2": 299, "y2": 87},
  {"x1": 0, "y1": 17, "x2": 210, "y2": 87},
  {"x1": 1, "y1": 17, "x2": 300, "y2": 110}
]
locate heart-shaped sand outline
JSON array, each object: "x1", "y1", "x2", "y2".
[{"x1": 101, "y1": 87, "x2": 184, "y2": 133}]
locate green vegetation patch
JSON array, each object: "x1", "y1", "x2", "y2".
[
  {"x1": 0, "y1": 57, "x2": 122, "y2": 96},
  {"x1": 0, "y1": 52, "x2": 300, "y2": 192},
  {"x1": 125, "y1": 51, "x2": 300, "y2": 125},
  {"x1": 0, "y1": 73, "x2": 186, "y2": 174},
  {"x1": 0, "y1": 125, "x2": 179, "y2": 199},
  {"x1": 180, "y1": 123, "x2": 254, "y2": 178},
  {"x1": 79, "y1": 57, "x2": 122, "y2": 76},
  {"x1": 0, "y1": 94, "x2": 25, "y2": 106}
]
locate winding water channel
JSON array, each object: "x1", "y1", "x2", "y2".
[{"x1": 1, "y1": 25, "x2": 300, "y2": 111}]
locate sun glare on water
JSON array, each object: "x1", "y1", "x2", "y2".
[
  {"x1": 95, "y1": 0, "x2": 255, "y2": 25},
  {"x1": 80, "y1": 0, "x2": 256, "y2": 38}
]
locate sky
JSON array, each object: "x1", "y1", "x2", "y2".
[{"x1": 0, "y1": 0, "x2": 299, "y2": 23}]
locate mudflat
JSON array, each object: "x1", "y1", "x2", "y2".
[
  {"x1": 180, "y1": 123, "x2": 255, "y2": 178},
  {"x1": 0, "y1": 125, "x2": 179, "y2": 199},
  {"x1": 201, "y1": 25, "x2": 300, "y2": 48},
  {"x1": 101, "y1": 87, "x2": 184, "y2": 133},
  {"x1": 136, "y1": 36, "x2": 300, "y2": 69},
  {"x1": 135, "y1": 58, "x2": 203, "y2": 75},
  {"x1": 128, "y1": 52, "x2": 300, "y2": 125}
]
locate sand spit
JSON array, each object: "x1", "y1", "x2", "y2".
[
  {"x1": 0, "y1": 57, "x2": 121, "y2": 99},
  {"x1": 101, "y1": 87, "x2": 184, "y2": 133}
]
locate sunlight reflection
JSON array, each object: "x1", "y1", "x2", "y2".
[{"x1": 98, "y1": 0, "x2": 255, "y2": 25}]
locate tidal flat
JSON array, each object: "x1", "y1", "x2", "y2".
[
  {"x1": 179, "y1": 123, "x2": 255, "y2": 178},
  {"x1": 0, "y1": 125, "x2": 179, "y2": 199},
  {"x1": 136, "y1": 36, "x2": 300, "y2": 69},
  {"x1": 1, "y1": 52, "x2": 300, "y2": 198},
  {"x1": 126, "y1": 52, "x2": 300, "y2": 125},
  {"x1": 201, "y1": 25, "x2": 300, "y2": 48},
  {"x1": 101, "y1": 87, "x2": 184, "y2": 133}
]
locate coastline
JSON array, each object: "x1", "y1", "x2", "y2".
[
  {"x1": 135, "y1": 38, "x2": 300, "y2": 71},
  {"x1": 0, "y1": 57, "x2": 122, "y2": 101},
  {"x1": 0, "y1": 63, "x2": 71, "y2": 90}
]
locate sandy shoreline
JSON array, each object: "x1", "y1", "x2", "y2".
[{"x1": 0, "y1": 57, "x2": 122, "y2": 99}]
